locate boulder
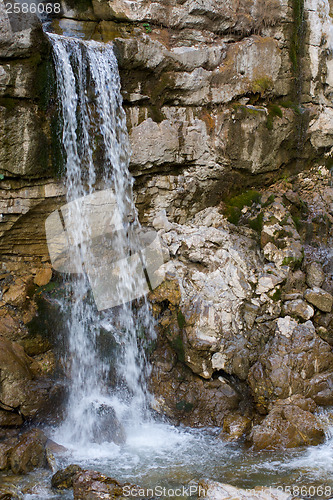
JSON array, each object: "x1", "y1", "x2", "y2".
[
  {"x1": 304, "y1": 287, "x2": 333, "y2": 313},
  {"x1": 9, "y1": 428, "x2": 47, "y2": 474},
  {"x1": 218, "y1": 414, "x2": 251, "y2": 442},
  {"x1": 306, "y1": 262, "x2": 325, "y2": 288},
  {"x1": 2, "y1": 281, "x2": 28, "y2": 307},
  {"x1": 248, "y1": 320, "x2": 333, "y2": 409},
  {"x1": 89, "y1": 404, "x2": 126, "y2": 445},
  {"x1": 282, "y1": 299, "x2": 314, "y2": 321},
  {"x1": 52, "y1": 464, "x2": 84, "y2": 489},
  {"x1": 73, "y1": 470, "x2": 125, "y2": 500},
  {"x1": 150, "y1": 340, "x2": 240, "y2": 427},
  {"x1": 0, "y1": 436, "x2": 19, "y2": 470},
  {"x1": 249, "y1": 402, "x2": 325, "y2": 450},
  {"x1": 33, "y1": 268, "x2": 52, "y2": 287},
  {"x1": 0, "y1": 338, "x2": 58, "y2": 420},
  {"x1": 0, "y1": 409, "x2": 23, "y2": 427},
  {"x1": 198, "y1": 479, "x2": 292, "y2": 500}
]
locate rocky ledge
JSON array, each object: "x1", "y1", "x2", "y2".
[{"x1": 148, "y1": 165, "x2": 333, "y2": 449}]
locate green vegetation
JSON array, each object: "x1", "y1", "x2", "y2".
[
  {"x1": 0, "y1": 174, "x2": 4, "y2": 180},
  {"x1": 176, "y1": 400, "x2": 193, "y2": 412},
  {"x1": 143, "y1": 23, "x2": 152, "y2": 33},
  {"x1": 177, "y1": 310, "x2": 186, "y2": 330},
  {"x1": 233, "y1": 103, "x2": 265, "y2": 115},
  {"x1": 292, "y1": 215, "x2": 302, "y2": 232},
  {"x1": 282, "y1": 252, "x2": 304, "y2": 268},
  {"x1": 290, "y1": 0, "x2": 305, "y2": 74},
  {"x1": 280, "y1": 101, "x2": 303, "y2": 115},
  {"x1": 224, "y1": 190, "x2": 261, "y2": 225},
  {"x1": 266, "y1": 104, "x2": 283, "y2": 130},
  {"x1": 171, "y1": 335, "x2": 185, "y2": 363},
  {"x1": 251, "y1": 77, "x2": 273, "y2": 96},
  {"x1": 249, "y1": 212, "x2": 264, "y2": 232},
  {"x1": 271, "y1": 288, "x2": 282, "y2": 302}
]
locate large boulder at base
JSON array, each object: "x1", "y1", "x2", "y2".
[
  {"x1": 248, "y1": 319, "x2": 333, "y2": 410},
  {"x1": 150, "y1": 340, "x2": 240, "y2": 427},
  {"x1": 52, "y1": 464, "x2": 84, "y2": 490},
  {"x1": 218, "y1": 413, "x2": 252, "y2": 442},
  {"x1": 86, "y1": 404, "x2": 126, "y2": 445},
  {"x1": 249, "y1": 401, "x2": 325, "y2": 450},
  {"x1": 0, "y1": 428, "x2": 47, "y2": 474},
  {"x1": 73, "y1": 471, "x2": 126, "y2": 500},
  {"x1": 198, "y1": 479, "x2": 292, "y2": 500},
  {"x1": 9, "y1": 428, "x2": 48, "y2": 474},
  {"x1": 0, "y1": 337, "x2": 58, "y2": 421}
]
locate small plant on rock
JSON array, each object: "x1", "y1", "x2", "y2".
[{"x1": 143, "y1": 23, "x2": 152, "y2": 33}]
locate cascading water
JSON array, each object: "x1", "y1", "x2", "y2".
[{"x1": 47, "y1": 33, "x2": 155, "y2": 448}]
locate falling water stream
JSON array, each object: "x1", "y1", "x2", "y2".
[
  {"x1": 47, "y1": 33, "x2": 156, "y2": 447},
  {"x1": 5, "y1": 32, "x2": 333, "y2": 499}
]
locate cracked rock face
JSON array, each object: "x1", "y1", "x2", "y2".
[{"x1": 248, "y1": 320, "x2": 333, "y2": 409}]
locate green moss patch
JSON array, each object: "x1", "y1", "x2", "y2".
[{"x1": 224, "y1": 190, "x2": 261, "y2": 225}]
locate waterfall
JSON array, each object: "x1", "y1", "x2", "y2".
[{"x1": 47, "y1": 33, "x2": 156, "y2": 448}]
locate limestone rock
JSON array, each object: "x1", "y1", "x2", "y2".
[
  {"x1": 150, "y1": 339, "x2": 240, "y2": 427},
  {"x1": 249, "y1": 403, "x2": 325, "y2": 450},
  {"x1": 218, "y1": 414, "x2": 251, "y2": 442},
  {"x1": 199, "y1": 479, "x2": 292, "y2": 500},
  {"x1": 282, "y1": 299, "x2": 314, "y2": 321},
  {"x1": 0, "y1": 103, "x2": 50, "y2": 178},
  {"x1": 91, "y1": 0, "x2": 286, "y2": 33},
  {"x1": 304, "y1": 287, "x2": 333, "y2": 313},
  {"x1": 9, "y1": 428, "x2": 48, "y2": 474},
  {"x1": 0, "y1": 338, "x2": 57, "y2": 420},
  {"x1": 0, "y1": 436, "x2": 19, "y2": 470},
  {"x1": 73, "y1": 470, "x2": 125, "y2": 500},
  {"x1": 0, "y1": 3, "x2": 46, "y2": 58},
  {"x1": 2, "y1": 281, "x2": 28, "y2": 307},
  {"x1": 150, "y1": 208, "x2": 262, "y2": 382},
  {"x1": 316, "y1": 325, "x2": 333, "y2": 346},
  {"x1": 306, "y1": 262, "x2": 325, "y2": 288},
  {"x1": 33, "y1": 268, "x2": 52, "y2": 287},
  {"x1": 130, "y1": 118, "x2": 180, "y2": 169},
  {"x1": 0, "y1": 409, "x2": 23, "y2": 427},
  {"x1": 52, "y1": 464, "x2": 84, "y2": 490},
  {"x1": 248, "y1": 320, "x2": 333, "y2": 409}
]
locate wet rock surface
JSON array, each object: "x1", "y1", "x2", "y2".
[
  {"x1": 249, "y1": 397, "x2": 325, "y2": 450},
  {"x1": 52, "y1": 467, "x2": 132, "y2": 499},
  {"x1": 73, "y1": 471, "x2": 127, "y2": 500},
  {"x1": 199, "y1": 479, "x2": 295, "y2": 499},
  {"x1": 0, "y1": 428, "x2": 48, "y2": 474},
  {"x1": 51, "y1": 464, "x2": 84, "y2": 489}
]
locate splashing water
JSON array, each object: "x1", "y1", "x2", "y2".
[{"x1": 47, "y1": 33, "x2": 155, "y2": 449}]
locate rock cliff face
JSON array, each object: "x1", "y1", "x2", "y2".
[
  {"x1": 1, "y1": 0, "x2": 333, "y2": 256},
  {"x1": 0, "y1": 0, "x2": 333, "y2": 450}
]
